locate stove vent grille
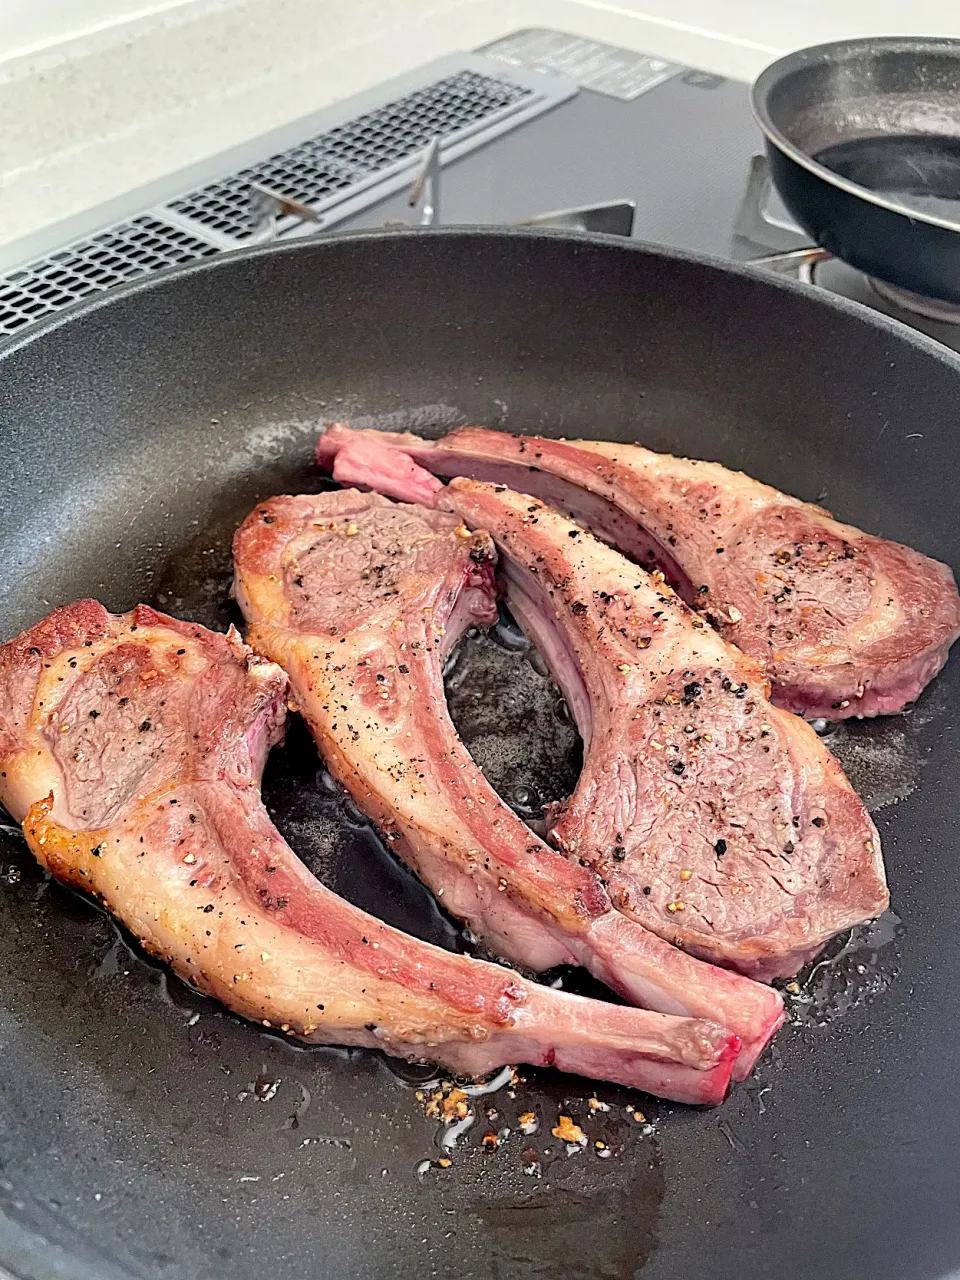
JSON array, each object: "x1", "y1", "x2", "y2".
[
  {"x1": 0, "y1": 217, "x2": 219, "y2": 337},
  {"x1": 169, "y1": 70, "x2": 532, "y2": 242},
  {"x1": 1, "y1": 57, "x2": 575, "y2": 340}
]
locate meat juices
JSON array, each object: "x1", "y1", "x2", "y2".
[
  {"x1": 317, "y1": 424, "x2": 960, "y2": 721},
  {"x1": 233, "y1": 491, "x2": 785, "y2": 1078},
  {"x1": 0, "y1": 600, "x2": 746, "y2": 1103}
]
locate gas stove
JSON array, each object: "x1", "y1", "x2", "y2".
[{"x1": 3, "y1": 28, "x2": 959, "y2": 354}]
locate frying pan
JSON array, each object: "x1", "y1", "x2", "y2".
[
  {"x1": 752, "y1": 37, "x2": 960, "y2": 304},
  {"x1": 1, "y1": 228, "x2": 960, "y2": 1280}
]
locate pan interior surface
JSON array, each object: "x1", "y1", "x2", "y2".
[{"x1": 0, "y1": 230, "x2": 959, "y2": 1280}]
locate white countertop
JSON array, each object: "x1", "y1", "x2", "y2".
[{"x1": 2, "y1": 0, "x2": 960, "y2": 255}]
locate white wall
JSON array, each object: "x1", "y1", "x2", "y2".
[
  {"x1": 3, "y1": 0, "x2": 960, "y2": 64},
  {"x1": 613, "y1": 0, "x2": 960, "y2": 49},
  {"x1": 1, "y1": 0, "x2": 196, "y2": 59}
]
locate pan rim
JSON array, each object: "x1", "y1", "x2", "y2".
[
  {"x1": 2, "y1": 227, "x2": 960, "y2": 381},
  {"x1": 751, "y1": 35, "x2": 960, "y2": 236}
]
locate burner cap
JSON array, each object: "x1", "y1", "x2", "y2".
[{"x1": 868, "y1": 277, "x2": 960, "y2": 325}]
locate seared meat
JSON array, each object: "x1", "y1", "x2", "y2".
[
  {"x1": 317, "y1": 424, "x2": 960, "y2": 720},
  {"x1": 309, "y1": 435, "x2": 887, "y2": 980},
  {"x1": 438, "y1": 480, "x2": 889, "y2": 981},
  {"x1": 0, "y1": 600, "x2": 745, "y2": 1103},
  {"x1": 233, "y1": 491, "x2": 783, "y2": 1078}
]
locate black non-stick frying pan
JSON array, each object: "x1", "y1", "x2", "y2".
[
  {"x1": 753, "y1": 37, "x2": 960, "y2": 303},
  {"x1": 1, "y1": 228, "x2": 960, "y2": 1280}
]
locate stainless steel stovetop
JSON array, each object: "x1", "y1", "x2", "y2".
[{"x1": 3, "y1": 29, "x2": 959, "y2": 353}]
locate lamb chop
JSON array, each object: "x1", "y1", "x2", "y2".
[
  {"x1": 317, "y1": 423, "x2": 960, "y2": 720},
  {"x1": 233, "y1": 491, "x2": 784, "y2": 1078},
  {"x1": 420, "y1": 475, "x2": 886, "y2": 980},
  {"x1": 0, "y1": 600, "x2": 745, "y2": 1104}
]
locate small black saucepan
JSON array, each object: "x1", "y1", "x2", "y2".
[{"x1": 752, "y1": 37, "x2": 960, "y2": 304}]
